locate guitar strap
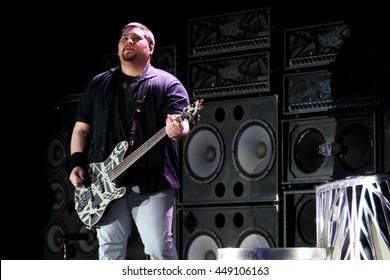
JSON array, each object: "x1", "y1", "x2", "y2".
[{"x1": 129, "y1": 79, "x2": 148, "y2": 146}]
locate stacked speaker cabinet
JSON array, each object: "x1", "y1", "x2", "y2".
[
  {"x1": 179, "y1": 95, "x2": 279, "y2": 259},
  {"x1": 179, "y1": 7, "x2": 279, "y2": 259},
  {"x1": 281, "y1": 20, "x2": 386, "y2": 184},
  {"x1": 44, "y1": 131, "x2": 99, "y2": 259},
  {"x1": 280, "y1": 19, "x2": 388, "y2": 248},
  {"x1": 282, "y1": 20, "x2": 380, "y2": 115},
  {"x1": 44, "y1": 94, "x2": 99, "y2": 259}
]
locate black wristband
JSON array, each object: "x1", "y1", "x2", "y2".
[{"x1": 70, "y1": 152, "x2": 87, "y2": 170}]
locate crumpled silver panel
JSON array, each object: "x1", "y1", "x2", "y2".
[{"x1": 316, "y1": 174, "x2": 390, "y2": 259}]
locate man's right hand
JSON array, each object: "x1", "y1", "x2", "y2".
[{"x1": 69, "y1": 166, "x2": 86, "y2": 188}]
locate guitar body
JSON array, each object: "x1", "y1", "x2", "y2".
[{"x1": 74, "y1": 141, "x2": 129, "y2": 229}]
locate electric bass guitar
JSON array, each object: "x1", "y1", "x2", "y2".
[{"x1": 74, "y1": 99, "x2": 203, "y2": 229}]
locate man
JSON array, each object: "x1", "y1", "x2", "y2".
[{"x1": 69, "y1": 22, "x2": 190, "y2": 260}]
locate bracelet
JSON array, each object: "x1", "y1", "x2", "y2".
[{"x1": 70, "y1": 152, "x2": 87, "y2": 170}]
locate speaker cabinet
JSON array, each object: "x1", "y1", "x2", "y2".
[
  {"x1": 188, "y1": 52, "x2": 270, "y2": 99},
  {"x1": 181, "y1": 96, "x2": 279, "y2": 205},
  {"x1": 283, "y1": 70, "x2": 376, "y2": 115},
  {"x1": 282, "y1": 112, "x2": 377, "y2": 184},
  {"x1": 284, "y1": 21, "x2": 351, "y2": 70},
  {"x1": 188, "y1": 7, "x2": 270, "y2": 57},
  {"x1": 44, "y1": 130, "x2": 99, "y2": 259},
  {"x1": 283, "y1": 189, "x2": 316, "y2": 247},
  {"x1": 44, "y1": 94, "x2": 95, "y2": 259},
  {"x1": 178, "y1": 204, "x2": 278, "y2": 260}
]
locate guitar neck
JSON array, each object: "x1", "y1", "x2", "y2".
[
  {"x1": 106, "y1": 99, "x2": 203, "y2": 182},
  {"x1": 108, "y1": 127, "x2": 167, "y2": 181}
]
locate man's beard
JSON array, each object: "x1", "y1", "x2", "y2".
[{"x1": 121, "y1": 52, "x2": 135, "y2": 62}]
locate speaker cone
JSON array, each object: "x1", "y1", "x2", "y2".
[
  {"x1": 294, "y1": 128, "x2": 326, "y2": 174},
  {"x1": 46, "y1": 134, "x2": 69, "y2": 170},
  {"x1": 338, "y1": 124, "x2": 373, "y2": 169},
  {"x1": 77, "y1": 225, "x2": 98, "y2": 256},
  {"x1": 184, "y1": 123, "x2": 224, "y2": 183},
  {"x1": 297, "y1": 198, "x2": 316, "y2": 246},
  {"x1": 46, "y1": 222, "x2": 66, "y2": 255},
  {"x1": 283, "y1": 190, "x2": 317, "y2": 247},
  {"x1": 236, "y1": 227, "x2": 274, "y2": 248},
  {"x1": 233, "y1": 119, "x2": 275, "y2": 180},
  {"x1": 49, "y1": 179, "x2": 68, "y2": 213},
  {"x1": 185, "y1": 229, "x2": 222, "y2": 260}
]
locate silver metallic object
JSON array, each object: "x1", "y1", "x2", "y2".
[
  {"x1": 316, "y1": 174, "x2": 390, "y2": 260},
  {"x1": 217, "y1": 247, "x2": 326, "y2": 260}
]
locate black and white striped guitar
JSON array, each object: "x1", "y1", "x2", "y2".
[{"x1": 74, "y1": 99, "x2": 203, "y2": 229}]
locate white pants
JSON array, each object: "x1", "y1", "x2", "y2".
[{"x1": 95, "y1": 187, "x2": 178, "y2": 260}]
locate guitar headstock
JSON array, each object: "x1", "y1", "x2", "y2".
[{"x1": 180, "y1": 99, "x2": 204, "y2": 122}]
